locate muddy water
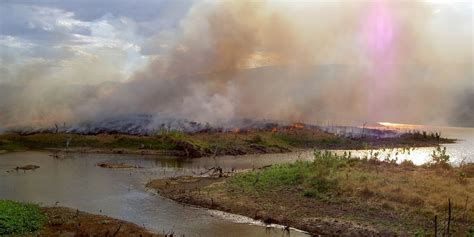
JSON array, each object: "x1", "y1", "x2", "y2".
[{"x1": 0, "y1": 151, "x2": 311, "y2": 237}]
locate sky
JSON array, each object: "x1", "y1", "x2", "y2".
[
  {"x1": 0, "y1": 0, "x2": 473, "y2": 129},
  {"x1": 0, "y1": 0, "x2": 193, "y2": 83}
]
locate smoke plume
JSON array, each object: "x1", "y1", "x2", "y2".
[{"x1": 0, "y1": 0, "x2": 473, "y2": 130}]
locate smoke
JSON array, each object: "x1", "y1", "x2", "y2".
[{"x1": 0, "y1": 0, "x2": 473, "y2": 130}]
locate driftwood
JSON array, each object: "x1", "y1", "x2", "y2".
[
  {"x1": 96, "y1": 163, "x2": 142, "y2": 169},
  {"x1": 7, "y1": 165, "x2": 40, "y2": 173},
  {"x1": 15, "y1": 165, "x2": 40, "y2": 170},
  {"x1": 192, "y1": 166, "x2": 236, "y2": 178}
]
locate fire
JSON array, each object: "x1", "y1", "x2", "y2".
[
  {"x1": 378, "y1": 122, "x2": 418, "y2": 130},
  {"x1": 291, "y1": 123, "x2": 305, "y2": 129},
  {"x1": 231, "y1": 128, "x2": 240, "y2": 133},
  {"x1": 271, "y1": 127, "x2": 278, "y2": 133},
  {"x1": 378, "y1": 122, "x2": 399, "y2": 127}
]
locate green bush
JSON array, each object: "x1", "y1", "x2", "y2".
[
  {"x1": 312, "y1": 150, "x2": 347, "y2": 176},
  {"x1": 0, "y1": 200, "x2": 46, "y2": 235},
  {"x1": 430, "y1": 146, "x2": 450, "y2": 168}
]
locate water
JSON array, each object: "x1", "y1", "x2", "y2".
[
  {"x1": 0, "y1": 151, "x2": 310, "y2": 237},
  {"x1": 0, "y1": 125, "x2": 472, "y2": 236},
  {"x1": 363, "y1": 124, "x2": 474, "y2": 165}
]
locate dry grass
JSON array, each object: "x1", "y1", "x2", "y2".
[
  {"x1": 338, "y1": 162, "x2": 474, "y2": 229},
  {"x1": 205, "y1": 151, "x2": 474, "y2": 235}
]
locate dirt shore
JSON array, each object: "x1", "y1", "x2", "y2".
[
  {"x1": 146, "y1": 176, "x2": 388, "y2": 236},
  {"x1": 147, "y1": 161, "x2": 474, "y2": 236},
  {"x1": 39, "y1": 206, "x2": 162, "y2": 236}
]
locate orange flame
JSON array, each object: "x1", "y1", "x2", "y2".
[{"x1": 291, "y1": 123, "x2": 305, "y2": 129}]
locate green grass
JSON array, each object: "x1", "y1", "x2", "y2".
[
  {"x1": 227, "y1": 150, "x2": 348, "y2": 198},
  {"x1": 271, "y1": 132, "x2": 345, "y2": 148},
  {"x1": 0, "y1": 139, "x2": 26, "y2": 152},
  {"x1": 0, "y1": 200, "x2": 46, "y2": 235},
  {"x1": 0, "y1": 133, "x2": 180, "y2": 151},
  {"x1": 0, "y1": 127, "x2": 453, "y2": 157}
]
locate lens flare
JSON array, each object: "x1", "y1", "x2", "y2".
[{"x1": 361, "y1": 0, "x2": 397, "y2": 121}]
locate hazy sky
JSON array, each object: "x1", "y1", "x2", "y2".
[
  {"x1": 0, "y1": 0, "x2": 194, "y2": 83},
  {"x1": 0, "y1": 0, "x2": 473, "y2": 128}
]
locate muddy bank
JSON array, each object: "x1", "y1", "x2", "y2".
[
  {"x1": 146, "y1": 177, "x2": 387, "y2": 236},
  {"x1": 40, "y1": 206, "x2": 162, "y2": 236}
]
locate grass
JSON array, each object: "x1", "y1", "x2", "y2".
[
  {"x1": 0, "y1": 128, "x2": 340, "y2": 155},
  {"x1": 224, "y1": 149, "x2": 474, "y2": 234},
  {"x1": 271, "y1": 131, "x2": 346, "y2": 148},
  {"x1": 0, "y1": 200, "x2": 46, "y2": 235},
  {"x1": 0, "y1": 126, "x2": 456, "y2": 158},
  {"x1": 228, "y1": 150, "x2": 349, "y2": 198},
  {"x1": 0, "y1": 133, "x2": 179, "y2": 152}
]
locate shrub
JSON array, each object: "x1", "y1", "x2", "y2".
[
  {"x1": 0, "y1": 200, "x2": 46, "y2": 235},
  {"x1": 312, "y1": 150, "x2": 347, "y2": 177},
  {"x1": 430, "y1": 146, "x2": 451, "y2": 168}
]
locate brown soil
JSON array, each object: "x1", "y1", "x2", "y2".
[
  {"x1": 147, "y1": 177, "x2": 390, "y2": 236},
  {"x1": 39, "y1": 207, "x2": 162, "y2": 237}
]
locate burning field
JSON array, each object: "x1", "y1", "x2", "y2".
[{"x1": 0, "y1": 118, "x2": 454, "y2": 157}]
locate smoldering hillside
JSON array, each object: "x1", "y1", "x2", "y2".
[{"x1": 0, "y1": 1, "x2": 472, "y2": 132}]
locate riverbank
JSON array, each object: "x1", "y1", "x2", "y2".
[
  {"x1": 0, "y1": 126, "x2": 455, "y2": 157},
  {"x1": 147, "y1": 151, "x2": 474, "y2": 236},
  {"x1": 0, "y1": 200, "x2": 161, "y2": 236},
  {"x1": 41, "y1": 207, "x2": 161, "y2": 236}
]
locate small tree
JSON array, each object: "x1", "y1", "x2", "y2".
[{"x1": 430, "y1": 146, "x2": 450, "y2": 168}]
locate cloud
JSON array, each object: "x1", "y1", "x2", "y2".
[
  {"x1": 0, "y1": 3, "x2": 151, "y2": 84},
  {"x1": 0, "y1": 35, "x2": 36, "y2": 49}
]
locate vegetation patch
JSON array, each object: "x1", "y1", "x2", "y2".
[
  {"x1": 228, "y1": 151, "x2": 348, "y2": 199},
  {"x1": 150, "y1": 147, "x2": 474, "y2": 235},
  {"x1": 0, "y1": 200, "x2": 46, "y2": 235},
  {"x1": 0, "y1": 126, "x2": 456, "y2": 157}
]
